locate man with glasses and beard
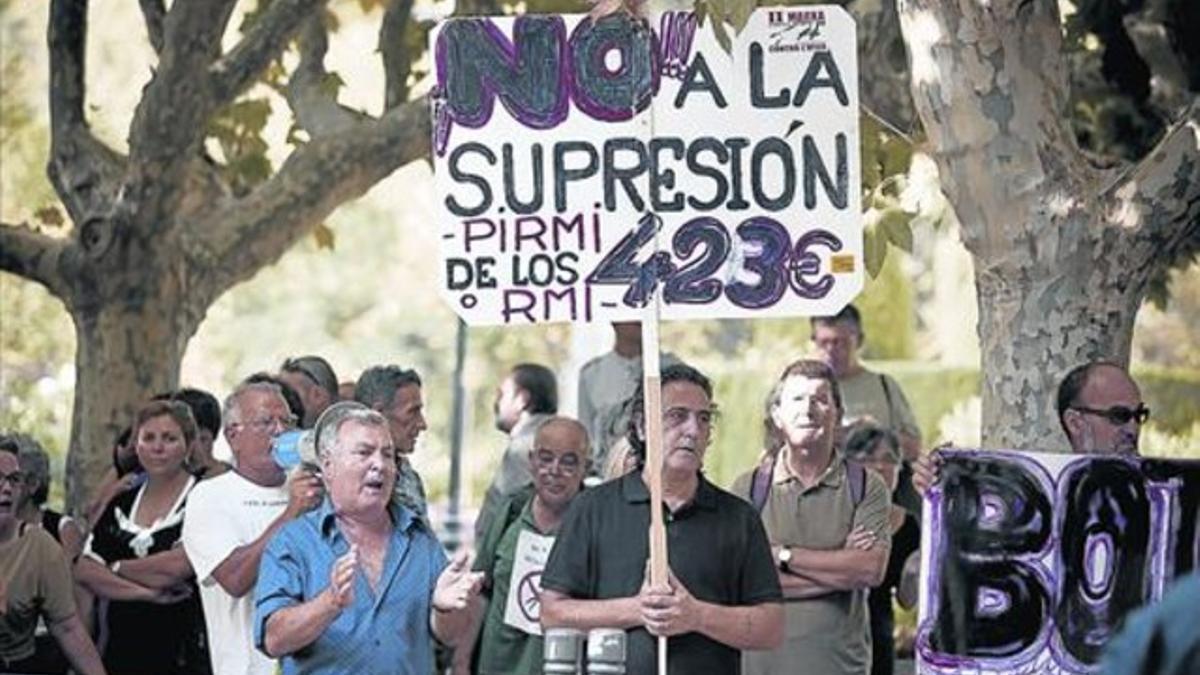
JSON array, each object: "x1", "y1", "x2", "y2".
[{"x1": 1054, "y1": 361, "x2": 1148, "y2": 456}]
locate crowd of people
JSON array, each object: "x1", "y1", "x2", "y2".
[{"x1": 1, "y1": 307, "x2": 1195, "y2": 675}]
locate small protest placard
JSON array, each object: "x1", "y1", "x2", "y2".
[
  {"x1": 503, "y1": 529, "x2": 556, "y2": 635},
  {"x1": 430, "y1": 8, "x2": 861, "y2": 325}
]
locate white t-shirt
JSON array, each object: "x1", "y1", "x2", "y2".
[{"x1": 182, "y1": 471, "x2": 288, "y2": 675}]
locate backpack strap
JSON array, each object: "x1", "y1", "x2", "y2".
[
  {"x1": 846, "y1": 459, "x2": 867, "y2": 506},
  {"x1": 879, "y1": 373, "x2": 896, "y2": 429},
  {"x1": 750, "y1": 454, "x2": 777, "y2": 513}
]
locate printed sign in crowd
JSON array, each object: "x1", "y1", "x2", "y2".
[
  {"x1": 430, "y1": 8, "x2": 862, "y2": 325},
  {"x1": 919, "y1": 450, "x2": 1200, "y2": 674}
]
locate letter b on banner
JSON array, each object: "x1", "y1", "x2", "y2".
[{"x1": 929, "y1": 455, "x2": 1053, "y2": 660}]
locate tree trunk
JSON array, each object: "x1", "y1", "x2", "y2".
[
  {"x1": 1, "y1": 0, "x2": 434, "y2": 513},
  {"x1": 974, "y1": 244, "x2": 1143, "y2": 451},
  {"x1": 898, "y1": 0, "x2": 1200, "y2": 450},
  {"x1": 65, "y1": 278, "x2": 201, "y2": 509}
]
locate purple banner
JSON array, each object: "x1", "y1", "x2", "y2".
[{"x1": 918, "y1": 450, "x2": 1200, "y2": 674}]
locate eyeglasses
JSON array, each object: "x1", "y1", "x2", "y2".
[
  {"x1": 533, "y1": 449, "x2": 583, "y2": 474},
  {"x1": 663, "y1": 407, "x2": 718, "y2": 429},
  {"x1": 1072, "y1": 405, "x2": 1150, "y2": 426},
  {"x1": 238, "y1": 414, "x2": 298, "y2": 433},
  {"x1": 0, "y1": 471, "x2": 26, "y2": 487}
]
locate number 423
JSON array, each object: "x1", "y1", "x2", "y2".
[{"x1": 586, "y1": 213, "x2": 849, "y2": 309}]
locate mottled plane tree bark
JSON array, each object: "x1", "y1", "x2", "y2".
[
  {"x1": 897, "y1": 0, "x2": 1199, "y2": 450},
  {"x1": 0, "y1": 0, "x2": 432, "y2": 507}
]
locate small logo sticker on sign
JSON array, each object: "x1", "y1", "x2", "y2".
[{"x1": 831, "y1": 255, "x2": 855, "y2": 273}]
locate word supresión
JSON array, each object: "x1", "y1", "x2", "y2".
[{"x1": 443, "y1": 133, "x2": 849, "y2": 218}]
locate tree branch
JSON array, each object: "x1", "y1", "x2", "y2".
[
  {"x1": 47, "y1": 0, "x2": 126, "y2": 227},
  {"x1": 0, "y1": 223, "x2": 71, "y2": 300},
  {"x1": 125, "y1": 0, "x2": 238, "y2": 231},
  {"x1": 199, "y1": 100, "x2": 430, "y2": 290},
  {"x1": 1122, "y1": 0, "x2": 1191, "y2": 116},
  {"x1": 287, "y1": 14, "x2": 370, "y2": 138},
  {"x1": 381, "y1": 0, "x2": 416, "y2": 109},
  {"x1": 1104, "y1": 102, "x2": 1200, "y2": 261},
  {"x1": 48, "y1": 0, "x2": 87, "y2": 138},
  {"x1": 47, "y1": 131, "x2": 128, "y2": 228},
  {"x1": 898, "y1": 0, "x2": 1092, "y2": 259},
  {"x1": 211, "y1": 0, "x2": 327, "y2": 106},
  {"x1": 138, "y1": 0, "x2": 166, "y2": 54}
]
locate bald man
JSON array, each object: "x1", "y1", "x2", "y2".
[{"x1": 914, "y1": 361, "x2": 1150, "y2": 492}]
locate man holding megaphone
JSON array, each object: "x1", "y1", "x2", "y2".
[{"x1": 182, "y1": 379, "x2": 324, "y2": 675}]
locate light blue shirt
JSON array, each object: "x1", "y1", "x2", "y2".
[{"x1": 254, "y1": 497, "x2": 448, "y2": 675}]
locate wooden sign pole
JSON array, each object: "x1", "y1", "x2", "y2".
[{"x1": 641, "y1": 257, "x2": 668, "y2": 675}]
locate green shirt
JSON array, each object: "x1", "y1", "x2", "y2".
[
  {"x1": 473, "y1": 491, "x2": 548, "y2": 675},
  {"x1": 731, "y1": 452, "x2": 892, "y2": 675}
]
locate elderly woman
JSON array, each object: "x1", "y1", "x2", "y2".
[
  {"x1": 75, "y1": 400, "x2": 211, "y2": 674},
  {"x1": 0, "y1": 438, "x2": 106, "y2": 675},
  {"x1": 11, "y1": 436, "x2": 85, "y2": 558}
]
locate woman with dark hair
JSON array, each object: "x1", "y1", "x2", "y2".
[
  {"x1": 85, "y1": 426, "x2": 144, "y2": 532},
  {"x1": 74, "y1": 400, "x2": 211, "y2": 674},
  {"x1": 842, "y1": 422, "x2": 920, "y2": 675}
]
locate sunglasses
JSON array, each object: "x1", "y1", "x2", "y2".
[{"x1": 1072, "y1": 404, "x2": 1150, "y2": 426}]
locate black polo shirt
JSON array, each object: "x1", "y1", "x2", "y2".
[{"x1": 542, "y1": 471, "x2": 783, "y2": 675}]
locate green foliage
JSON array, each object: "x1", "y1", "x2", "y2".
[
  {"x1": 1134, "y1": 265, "x2": 1200, "y2": 368},
  {"x1": 855, "y1": 253, "x2": 916, "y2": 360},
  {"x1": 1134, "y1": 365, "x2": 1200, "y2": 436},
  {"x1": 860, "y1": 112, "x2": 919, "y2": 278},
  {"x1": 208, "y1": 98, "x2": 275, "y2": 195},
  {"x1": 519, "y1": 0, "x2": 590, "y2": 16},
  {"x1": 0, "y1": 275, "x2": 76, "y2": 510}
]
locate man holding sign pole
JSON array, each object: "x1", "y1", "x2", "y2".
[{"x1": 541, "y1": 364, "x2": 784, "y2": 674}]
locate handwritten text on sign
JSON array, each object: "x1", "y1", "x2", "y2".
[
  {"x1": 430, "y1": 8, "x2": 861, "y2": 325},
  {"x1": 918, "y1": 450, "x2": 1200, "y2": 674}
]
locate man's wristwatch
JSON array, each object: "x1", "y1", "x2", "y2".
[{"x1": 777, "y1": 547, "x2": 792, "y2": 572}]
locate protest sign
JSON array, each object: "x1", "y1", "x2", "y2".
[
  {"x1": 918, "y1": 450, "x2": 1200, "y2": 674},
  {"x1": 503, "y1": 529, "x2": 555, "y2": 635},
  {"x1": 430, "y1": 8, "x2": 861, "y2": 325}
]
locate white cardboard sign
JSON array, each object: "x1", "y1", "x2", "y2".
[
  {"x1": 503, "y1": 529, "x2": 556, "y2": 635},
  {"x1": 430, "y1": 8, "x2": 861, "y2": 325}
]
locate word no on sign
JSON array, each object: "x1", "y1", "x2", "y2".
[{"x1": 430, "y1": 7, "x2": 861, "y2": 325}]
